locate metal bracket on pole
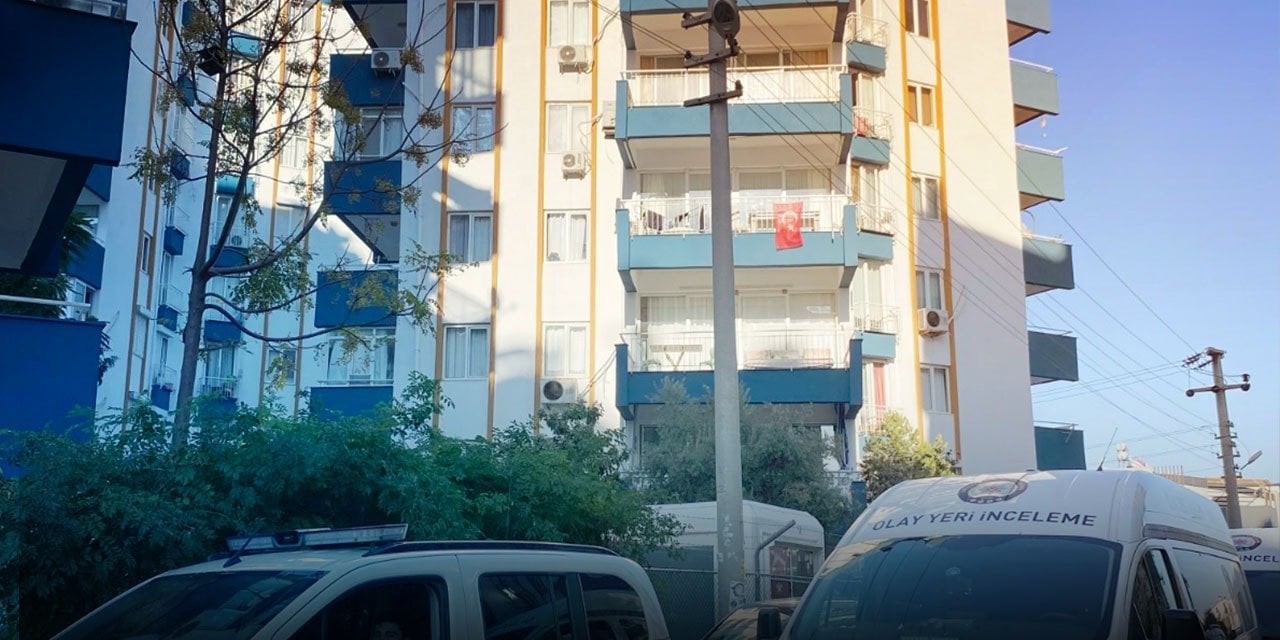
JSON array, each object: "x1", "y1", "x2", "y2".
[
  {"x1": 681, "y1": 11, "x2": 711, "y2": 28},
  {"x1": 683, "y1": 42, "x2": 740, "y2": 68},
  {"x1": 683, "y1": 81, "x2": 743, "y2": 107}
]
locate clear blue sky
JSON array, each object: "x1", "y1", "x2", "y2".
[{"x1": 1010, "y1": 1, "x2": 1280, "y2": 481}]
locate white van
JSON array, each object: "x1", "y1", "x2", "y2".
[
  {"x1": 1233, "y1": 527, "x2": 1279, "y2": 640},
  {"x1": 54, "y1": 525, "x2": 669, "y2": 640},
  {"x1": 782, "y1": 470, "x2": 1259, "y2": 640}
]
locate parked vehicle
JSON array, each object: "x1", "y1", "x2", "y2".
[
  {"x1": 1233, "y1": 527, "x2": 1280, "y2": 640},
  {"x1": 54, "y1": 524, "x2": 669, "y2": 640},
  {"x1": 701, "y1": 599, "x2": 798, "y2": 640},
  {"x1": 779, "y1": 470, "x2": 1259, "y2": 640}
]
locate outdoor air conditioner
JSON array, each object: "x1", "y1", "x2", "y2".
[
  {"x1": 918, "y1": 307, "x2": 948, "y2": 335},
  {"x1": 542, "y1": 379, "x2": 580, "y2": 404},
  {"x1": 601, "y1": 101, "x2": 616, "y2": 138},
  {"x1": 229, "y1": 233, "x2": 247, "y2": 248},
  {"x1": 370, "y1": 48, "x2": 403, "y2": 73},
  {"x1": 557, "y1": 45, "x2": 591, "y2": 72},
  {"x1": 561, "y1": 152, "x2": 587, "y2": 179}
]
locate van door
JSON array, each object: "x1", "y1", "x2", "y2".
[
  {"x1": 1167, "y1": 547, "x2": 1260, "y2": 640},
  {"x1": 1126, "y1": 547, "x2": 1186, "y2": 640}
]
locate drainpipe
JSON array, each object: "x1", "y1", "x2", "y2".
[{"x1": 755, "y1": 519, "x2": 797, "y2": 602}]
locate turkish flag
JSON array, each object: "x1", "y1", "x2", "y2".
[{"x1": 774, "y1": 202, "x2": 804, "y2": 250}]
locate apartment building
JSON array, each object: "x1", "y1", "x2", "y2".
[{"x1": 317, "y1": 0, "x2": 1079, "y2": 474}]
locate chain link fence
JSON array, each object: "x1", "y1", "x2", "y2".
[{"x1": 645, "y1": 568, "x2": 811, "y2": 640}]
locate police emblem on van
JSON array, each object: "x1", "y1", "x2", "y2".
[
  {"x1": 958, "y1": 478, "x2": 1028, "y2": 504},
  {"x1": 1233, "y1": 534, "x2": 1262, "y2": 552}
]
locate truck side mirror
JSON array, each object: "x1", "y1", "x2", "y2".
[
  {"x1": 1161, "y1": 609, "x2": 1207, "y2": 640},
  {"x1": 757, "y1": 606, "x2": 783, "y2": 640}
]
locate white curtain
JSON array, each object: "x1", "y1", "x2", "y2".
[
  {"x1": 448, "y1": 214, "x2": 470, "y2": 259},
  {"x1": 467, "y1": 327, "x2": 489, "y2": 378},
  {"x1": 568, "y1": 214, "x2": 588, "y2": 260},
  {"x1": 545, "y1": 326, "x2": 567, "y2": 376},
  {"x1": 444, "y1": 327, "x2": 467, "y2": 378},
  {"x1": 546, "y1": 213, "x2": 566, "y2": 261},
  {"x1": 472, "y1": 215, "x2": 492, "y2": 261}
]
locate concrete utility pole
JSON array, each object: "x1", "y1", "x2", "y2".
[
  {"x1": 1186, "y1": 347, "x2": 1252, "y2": 528},
  {"x1": 681, "y1": 0, "x2": 745, "y2": 619}
]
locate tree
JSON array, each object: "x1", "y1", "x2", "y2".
[
  {"x1": 639, "y1": 380, "x2": 854, "y2": 542},
  {"x1": 858, "y1": 410, "x2": 958, "y2": 502},
  {"x1": 132, "y1": 0, "x2": 474, "y2": 447}
]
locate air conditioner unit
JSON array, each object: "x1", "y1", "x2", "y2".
[
  {"x1": 557, "y1": 45, "x2": 591, "y2": 72},
  {"x1": 601, "y1": 100, "x2": 616, "y2": 138},
  {"x1": 542, "y1": 379, "x2": 580, "y2": 404},
  {"x1": 918, "y1": 307, "x2": 948, "y2": 335},
  {"x1": 229, "y1": 233, "x2": 246, "y2": 248},
  {"x1": 370, "y1": 48, "x2": 403, "y2": 73},
  {"x1": 561, "y1": 152, "x2": 587, "y2": 179}
]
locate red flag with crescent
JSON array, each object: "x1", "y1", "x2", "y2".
[{"x1": 774, "y1": 202, "x2": 803, "y2": 250}]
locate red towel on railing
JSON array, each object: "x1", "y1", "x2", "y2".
[{"x1": 774, "y1": 202, "x2": 804, "y2": 250}]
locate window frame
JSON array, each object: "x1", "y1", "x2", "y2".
[
  {"x1": 544, "y1": 211, "x2": 589, "y2": 263},
  {"x1": 324, "y1": 328, "x2": 395, "y2": 385},
  {"x1": 447, "y1": 211, "x2": 494, "y2": 263},
  {"x1": 141, "y1": 233, "x2": 154, "y2": 274},
  {"x1": 907, "y1": 83, "x2": 936, "y2": 127},
  {"x1": 355, "y1": 108, "x2": 403, "y2": 159},
  {"x1": 454, "y1": 0, "x2": 497, "y2": 49},
  {"x1": 915, "y1": 268, "x2": 944, "y2": 310},
  {"x1": 920, "y1": 364, "x2": 949, "y2": 413},
  {"x1": 452, "y1": 103, "x2": 496, "y2": 153},
  {"x1": 542, "y1": 323, "x2": 589, "y2": 378},
  {"x1": 911, "y1": 174, "x2": 941, "y2": 220},
  {"x1": 546, "y1": 102, "x2": 591, "y2": 154},
  {"x1": 288, "y1": 576, "x2": 449, "y2": 640},
  {"x1": 905, "y1": 0, "x2": 931, "y2": 38},
  {"x1": 443, "y1": 324, "x2": 490, "y2": 380},
  {"x1": 548, "y1": 0, "x2": 592, "y2": 46}
]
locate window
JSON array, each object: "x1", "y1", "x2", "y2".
[
  {"x1": 68, "y1": 279, "x2": 98, "y2": 321},
  {"x1": 1129, "y1": 549, "x2": 1180, "y2": 640},
  {"x1": 921, "y1": 365, "x2": 949, "y2": 412},
  {"x1": 214, "y1": 194, "x2": 252, "y2": 247},
  {"x1": 77, "y1": 204, "x2": 101, "y2": 238},
  {"x1": 141, "y1": 233, "x2": 154, "y2": 274},
  {"x1": 356, "y1": 108, "x2": 403, "y2": 159},
  {"x1": 905, "y1": 0, "x2": 930, "y2": 37},
  {"x1": 906, "y1": 83, "x2": 935, "y2": 126},
  {"x1": 269, "y1": 346, "x2": 298, "y2": 385},
  {"x1": 281, "y1": 133, "x2": 307, "y2": 168},
  {"x1": 549, "y1": 0, "x2": 590, "y2": 46},
  {"x1": 581, "y1": 574, "x2": 650, "y2": 640},
  {"x1": 480, "y1": 574, "x2": 572, "y2": 640},
  {"x1": 325, "y1": 328, "x2": 394, "y2": 384},
  {"x1": 452, "y1": 104, "x2": 496, "y2": 153},
  {"x1": 547, "y1": 103, "x2": 590, "y2": 153},
  {"x1": 290, "y1": 578, "x2": 447, "y2": 640},
  {"x1": 543, "y1": 324, "x2": 588, "y2": 377},
  {"x1": 910, "y1": 175, "x2": 940, "y2": 220},
  {"x1": 444, "y1": 324, "x2": 489, "y2": 379},
  {"x1": 455, "y1": 1, "x2": 496, "y2": 49},
  {"x1": 159, "y1": 253, "x2": 174, "y2": 291},
  {"x1": 1170, "y1": 548, "x2": 1254, "y2": 639},
  {"x1": 273, "y1": 204, "x2": 307, "y2": 241},
  {"x1": 545, "y1": 212, "x2": 588, "y2": 262},
  {"x1": 770, "y1": 544, "x2": 819, "y2": 598},
  {"x1": 448, "y1": 212, "x2": 493, "y2": 262},
  {"x1": 915, "y1": 269, "x2": 943, "y2": 309}
]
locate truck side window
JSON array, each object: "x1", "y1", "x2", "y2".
[
  {"x1": 1129, "y1": 550, "x2": 1177, "y2": 640},
  {"x1": 289, "y1": 578, "x2": 447, "y2": 640},
  {"x1": 479, "y1": 574, "x2": 573, "y2": 640},
  {"x1": 1171, "y1": 549, "x2": 1253, "y2": 639},
  {"x1": 580, "y1": 573, "x2": 649, "y2": 640}
]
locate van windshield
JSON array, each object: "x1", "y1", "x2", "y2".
[
  {"x1": 788, "y1": 535, "x2": 1120, "y2": 640},
  {"x1": 1245, "y1": 571, "x2": 1280, "y2": 640},
  {"x1": 57, "y1": 570, "x2": 325, "y2": 640}
]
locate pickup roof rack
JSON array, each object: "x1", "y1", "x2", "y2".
[{"x1": 364, "y1": 541, "x2": 620, "y2": 557}]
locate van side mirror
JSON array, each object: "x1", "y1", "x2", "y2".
[
  {"x1": 1161, "y1": 609, "x2": 1207, "y2": 640},
  {"x1": 757, "y1": 606, "x2": 783, "y2": 640}
]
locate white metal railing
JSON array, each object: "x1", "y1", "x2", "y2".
[
  {"x1": 1016, "y1": 142, "x2": 1067, "y2": 156},
  {"x1": 852, "y1": 303, "x2": 898, "y2": 335},
  {"x1": 625, "y1": 65, "x2": 845, "y2": 106},
  {"x1": 855, "y1": 404, "x2": 902, "y2": 435},
  {"x1": 624, "y1": 324, "x2": 851, "y2": 372},
  {"x1": 320, "y1": 376, "x2": 394, "y2": 386},
  {"x1": 159, "y1": 284, "x2": 186, "y2": 310},
  {"x1": 853, "y1": 107, "x2": 892, "y2": 140},
  {"x1": 855, "y1": 202, "x2": 895, "y2": 234},
  {"x1": 623, "y1": 193, "x2": 848, "y2": 236},
  {"x1": 32, "y1": 0, "x2": 127, "y2": 18},
  {"x1": 846, "y1": 15, "x2": 889, "y2": 48},
  {"x1": 153, "y1": 366, "x2": 178, "y2": 388},
  {"x1": 198, "y1": 376, "x2": 237, "y2": 398},
  {"x1": 1010, "y1": 57, "x2": 1055, "y2": 73},
  {"x1": 826, "y1": 468, "x2": 859, "y2": 492}
]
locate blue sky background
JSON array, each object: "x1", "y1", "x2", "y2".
[{"x1": 1009, "y1": 1, "x2": 1279, "y2": 480}]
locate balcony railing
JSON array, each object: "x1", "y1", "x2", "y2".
[
  {"x1": 845, "y1": 15, "x2": 888, "y2": 48},
  {"x1": 198, "y1": 376, "x2": 237, "y2": 398},
  {"x1": 855, "y1": 404, "x2": 902, "y2": 435},
  {"x1": 153, "y1": 365, "x2": 178, "y2": 388},
  {"x1": 623, "y1": 193, "x2": 848, "y2": 236},
  {"x1": 159, "y1": 284, "x2": 186, "y2": 310},
  {"x1": 624, "y1": 65, "x2": 845, "y2": 107},
  {"x1": 31, "y1": 0, "x2": 127, "y2": 18},
  {"x1": 852, "y1": 303, "x2": 898, "y2": 335},
  {"x1": 855, "y1": 202, "x2": 895, "y2": 235},
  {"x1": 624, "y1": 324, "x2": 851, "y2": 372},
  {"x1": 852, "y1": 107, "x2": 892, "y2": 140}
]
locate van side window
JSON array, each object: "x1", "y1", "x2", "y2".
[
  {"x1": 1130, "y1": 550, "x2": 1178, "y2": 639},
  {"x1": 479, "y1": 574, "x2": 573, "y2": 640},
  {"x1": 581, "y1": 573, "x2": 649, "y2": 640},
  {"x1": 1171, "y1": 549, "x2": 1255, "y2": 639},
  {"x1": 290, "y1": 578, "x2": 448, "y2": 640}
]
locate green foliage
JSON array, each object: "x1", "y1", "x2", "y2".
[
  {"x1": 858, "y1": 411, "x2": 958, "y2": 502},
  {"x1": 0, "y1": 386, "x2": 679, "y2": 638},
  {"x1": 0, "y1": 211, "x2": 93, "y2": 318},
  {"x1": 639, "y1": 379, "x2": 854, "y2": 542}
]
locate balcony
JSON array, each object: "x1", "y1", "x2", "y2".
[
  {"x1": 0, "y1": 314, "x2": 104, "y2": 433},
  {"x1": 314, "y1": 270, "x2": 398, "y2": 328},
  {"x1": 845, "y1": 15, "x2": 888, "y2": 74},
  {"x1": 163, "y1": 225, "x2": 186, "y2": 256},
  {"x1": 1034, "y1": 423, "x2": 1086, "y2": 470},
  {"x1": 338, "y1": 0, "x2": 405, "y2": 49},
  {"x1": 323, "y1": 159, "x2": 402, "y2": 262},
  {"x1": 851, "y1": 303, "x2": 897, "y2": 359},
  {"x1": 157, "y1": 284, "x2": 184, "y2": 331},
  {"x1": 1016, "y1": 144, "x2": 1065, "y2": 209},
  {"x1": 1023, "y1": 233, "x2": 1074, "y2": 296},
  {"x1": 1028, "y1": 328, "x2": 1079, "y2": 385},
  {"x1": 621, "y1": 0, "x2": 848, "y2": 51},
  {"x1": 854, "y1": 403, "x2": 904, "y2": 436},
  {"x1": 310, "y1": 385, "x2": 394, "y2": 418},
  {"x1": 614, "y1": 69, "x2": 873, "y2": 169},
  {"x1": 66, "y1": 238, "x2": 105, "y2": 290},
  {"x1": 150, "y1": 366, "x2": 177, "y2": 411},
  {"x1": 1006, "y1": 0, "x2": 1052, "y2": 45},
  {"x1": 329, "y1": 53, "x2": 404, "y2": 109},
  {"x1": 198, "y1": 375, "x2": 238, "y2": 415},
  {"x1": 615, "y1": 200, "x2": 894, "y2": 291},
  {"x1": 614, "y1": 333, "x2": 863, "y2": 419},
  {"x1": 1010, "y1": 59, "x2": 1060, "y2": 125}
]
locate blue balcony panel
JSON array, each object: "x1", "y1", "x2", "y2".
[
  {"x1": 1006, "y1": 0, "x2": 1052, "y2": 45},
  {"x1": 859, "y1": 331, "x2": 895, "y2": 360},
  {"x1": 150, "y1": 383, "x2": 174, "y2": 411},
  {"x1": 1034, "y1": 425, "x2": 1086, "y2": 471},
  {"x1": 1028, "y1": 329, "x2": 1078, "y2": 384},
  {"x1": 616, "y1": 340, "x2": 862, "y2": 420},
  {"x1": 849, "y1": 136, "x2": 890, "y2": 166},
  {"x1": 0, "y1": 315, "x2": 103, "y2": 434},
  {"x1": 157, "y1": 304, "x2": 180, "y2": 332},
  {"x1": 846, "y1": 40, "x2": 886, "y2": 74},
  {"x1": 315, "y1": 270, "x2": 398, "y2": 328},
  {"x1": 66, "y1": 239, "x2": 105, "y2": 290},
  {"x1": 1011, "y1": 60, "x2": 1060, "y2": 125},
  {"x1": 621, "y1": 0, "x2": 848, "y2": 49},
  {"x1": 329, "y1": 53, "x2": 405, "y2": 108},
  {"x1": 856, "y1": 229, "x2": 893, "y2": 261},
  {"x1": 163, "y1": 225, "x2": 186, "y2": 256},
  {"x1": 1016, "y1": 145, "x2": 1065, "y2": 209},
  {"x1": 325, "y1": 160, "x2": 402, "y2": 262},
  {"x1": 211, "y1": 245, "x2": 248, "y2": 269},
  {"x1": 340, "y1": 0, "x2": 407, "y2": 49},
  {"x1": 84, "y1": 164, "x2": 113, "y2": 201},
  {"x1": 310, "y1": 385, "x2": 394, "y2": 418},
  {"x1": 1023, "y1": 235, "x2": 1074, "y2": 296},
  {"x1": 204, "y1": 319, "x2": 242, "y2": 344},
  {"x1": 215, "y1": 174, "x2": 255, "y2": 196}
]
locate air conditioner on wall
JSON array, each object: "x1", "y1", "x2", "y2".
[
  {"x1": 561, "y1": 152, "x2": 587, "y2": 179},
  {"x1": 542, "y1": 379, "x2": 580, "y2": 404},
  {"x1": 918, "y1": 307, "x2": 948, "y2": 335},
  {"x1": 558, "y1": 45, "x2": 591, "y2": 72},
  {"x1": 370, "y1": 48, "x2": 403, "y2": 73}
]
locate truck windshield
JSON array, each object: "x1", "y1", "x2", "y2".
[
  {"x1": 57, "y1": 570, "x2": 325, "y2": 640},
  {"x1": 1245, "y1": 571, "x2": 1280, "y2": 640},
  {"x1": 788, "y1": 535, "x2": 1120, "y2": 640}
]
